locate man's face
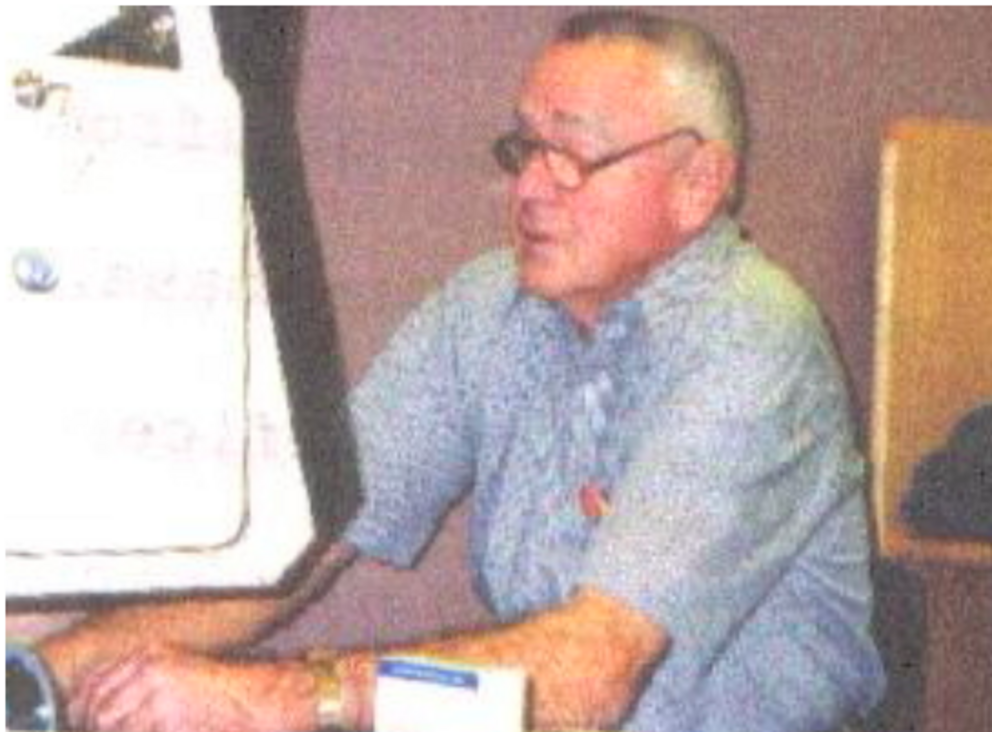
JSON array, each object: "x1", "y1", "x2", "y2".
[{"x1": 509, "y1": 41, "x2": 697, "y2": 327}]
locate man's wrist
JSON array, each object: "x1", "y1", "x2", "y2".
[{"x1": 307, "y1": 649, "x2": 345, "y2": 729}]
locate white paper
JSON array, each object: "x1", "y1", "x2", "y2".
[{"x1": 375, "y1": 657, "x2": 527, "y2": 732}]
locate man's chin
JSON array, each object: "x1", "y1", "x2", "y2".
[
  {"x1": 517, "y1": 267, "x2": 566, "y2": 302},
  {"x1": 514, "y1": 242, "x2": 570, "y2": 292}
]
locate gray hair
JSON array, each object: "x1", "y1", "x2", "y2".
[{"x1": 555, "y1": 9, "x2": 748, "y2": 207}]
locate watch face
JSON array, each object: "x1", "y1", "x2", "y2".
[{"x1": 6, "y1": 643, "x2": 59, "y2": 731}]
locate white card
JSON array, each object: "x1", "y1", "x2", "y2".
[{"x1": 374, "y1": 656, "x2": 527, "y2": 732}]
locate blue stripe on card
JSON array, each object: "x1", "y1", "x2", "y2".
[{"x1": 378, "y1": 659, "x2": 479, "y2": 690}]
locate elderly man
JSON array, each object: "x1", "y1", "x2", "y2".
[{"x1": 39, "y1": 9, "x2": 885, "y2": 732}]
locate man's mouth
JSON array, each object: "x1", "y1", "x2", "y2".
[
  {"x1": 515, "y1": 225, "x2": 559, "y2": 265},
  {"x1": 518, "y1": 223, "x2": 553, "y2": 245},
  {"x1": 514, "y1": 199, "x2": 571, "y2": 263}
]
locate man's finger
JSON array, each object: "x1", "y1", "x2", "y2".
[
  {"x1": 69, "y1": 651, "x2": 155, "y2": 730},
  {"x1": 89, "y1": 678, "x2": 156, "y2": 732}
]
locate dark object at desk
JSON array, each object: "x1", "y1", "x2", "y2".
[
  {"x1": 6, "y1": 643, "x2": 59, "y2": 731},
  {"x1": 901, "y1": 402, "x2": 992, "y2": 541}
]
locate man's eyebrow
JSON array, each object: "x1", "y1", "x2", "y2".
[{"x1": 513, "y1": 107, "x2": 612, "y2": 143}]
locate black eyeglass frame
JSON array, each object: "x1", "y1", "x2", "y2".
[{"x1": 492, "y1": 126, "x2": 705, "y2": 190}]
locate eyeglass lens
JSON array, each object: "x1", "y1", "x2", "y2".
[{"x1": 493, "y1": 135, "x2": 585, "y2": 189}]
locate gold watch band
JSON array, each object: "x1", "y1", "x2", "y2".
[{"x1": 307, "y1": 650, "x2": 345, "y2": 729}]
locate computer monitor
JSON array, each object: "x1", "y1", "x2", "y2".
[{"x1": 3, "y1": 6, "x2": 357, "y2": 601}]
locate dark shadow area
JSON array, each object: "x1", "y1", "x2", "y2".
[
  {"x1": 864, "y1": 560, "x2": 927, "y2": 732},
  {"x1": 861, "y1": 429, "x2": 927, "y2": 731},
  {"x1": 213, "y1": 8, "x2": 361, "y2": 568}
]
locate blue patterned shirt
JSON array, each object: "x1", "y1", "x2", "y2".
[{"x1": 344, "y1": 218, "x2": 885, "y2": 731}]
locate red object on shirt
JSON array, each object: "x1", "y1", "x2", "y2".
[{"x1": 579, "y1": 482, "x2": 611, "y2": 519}]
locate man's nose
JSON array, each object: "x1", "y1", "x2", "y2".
[{"x1": 513, "y1": 152, "x2": 558, "y2": 201}]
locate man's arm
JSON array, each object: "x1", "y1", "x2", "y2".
[
  {"x1": 72, "y1": 585, "x2": 666, "y2": 732},
  {"x1": 39, "y1": 541, "x2": 358, "y2": 694},
  {"x1": 339, "y1": 586, "x2": 668, "y2": 731}
]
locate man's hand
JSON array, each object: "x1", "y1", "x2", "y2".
[
  {"x1": 67, "y1": 645, "x2": 317, "y2": 732},
  {"x1": 39, "y1": 542, "x2": 358, "y2": 695}
]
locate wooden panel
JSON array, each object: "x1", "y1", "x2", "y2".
[{"x1": 871, "y1": 118, "x2": 992, "y2": 564}]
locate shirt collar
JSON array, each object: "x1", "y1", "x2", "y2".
[{"x1": 631, "y1": 215, "x2": 743, "y2": 338}]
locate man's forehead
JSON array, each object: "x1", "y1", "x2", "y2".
[{"x1": 517, "y1": 40, "x2": 668, "y2": 135}]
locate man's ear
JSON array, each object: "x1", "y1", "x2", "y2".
[{"x1": 672, "y1": 143, "x2": 738, "y2": 235}]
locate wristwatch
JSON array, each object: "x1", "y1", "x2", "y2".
[{"x1": 307, "y1": 649, "x2": 345, "y2": 730}]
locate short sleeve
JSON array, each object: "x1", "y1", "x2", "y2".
[
  {"x1": 343, "y1": 251, "x2": 515, "y2": 567},
  {"x1": 343, "y1": 285, "x2": 476, "y2": 566},
  {"x1": 580, "y1": 288, "x2": 863, "y2": 686}
]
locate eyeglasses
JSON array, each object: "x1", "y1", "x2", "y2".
[{"x1": 492, "y1": 126, "x2": 704, "y2": 191}]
